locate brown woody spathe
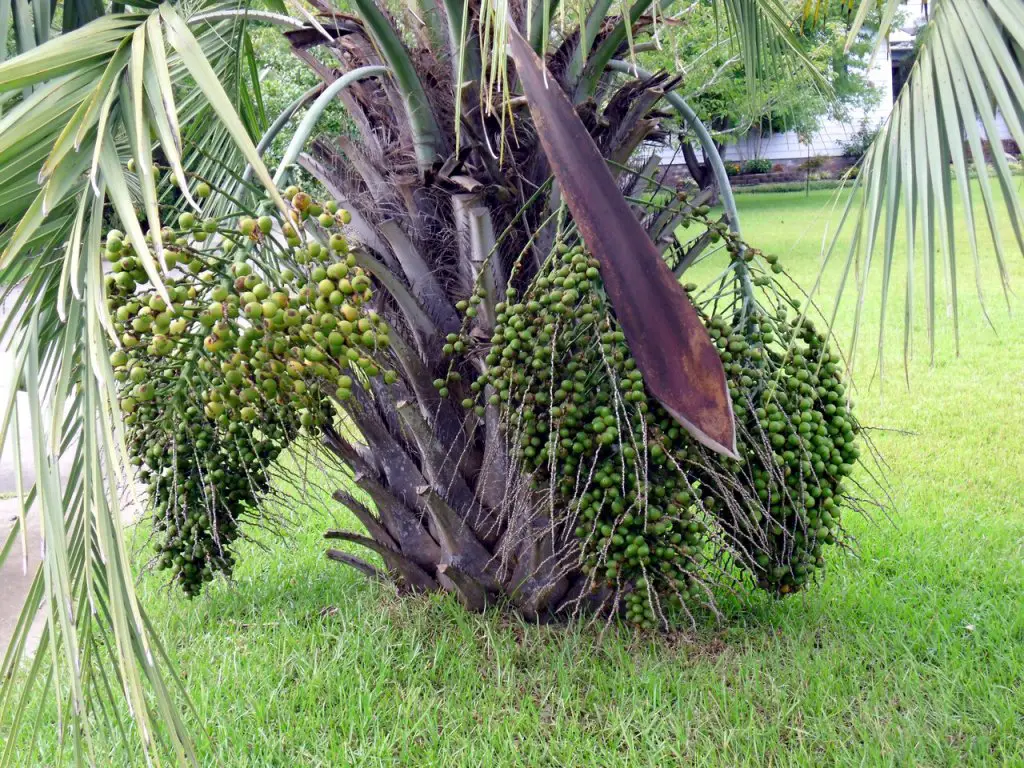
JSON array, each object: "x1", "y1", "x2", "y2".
[{"x1": 506, "y1": 27, "x2": 737, "y2": 458}]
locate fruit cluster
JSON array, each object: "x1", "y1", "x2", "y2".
[
  {"x1": 105, "y1": 177, "x2": 862, "y2": 614},
  {"x1": 465, "y1": 245, "x2": 712, "y2": 626},
  {"x1": 696, "y1": 309, "x2": 859, "y2": 593},
  {"x1": 456, "y1": 240, "x2": 861, "y2": 624},
  {"x1": 105, "y1": 184, "x2": 394, "y2": 595}
]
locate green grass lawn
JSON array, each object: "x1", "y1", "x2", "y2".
[{"x1": 15, "y1": 187, "x2": 1024, "y2": 766}]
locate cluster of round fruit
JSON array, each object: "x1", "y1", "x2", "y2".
[
  {"x1": 140, "y1": 411, "x2": 297, "y2": 596},
  {"x1": 105, "y1": 184, "x2": 395, "y2": 594},
  {"x1": 693, "y1": 308, "x2": 860, "y2": 593},
  {"x1": 451, "y1": 241, "x2": 862, "y2": 621},
  {"x1": 464, "y1": 244, "x2": 715, "y2": 625}
]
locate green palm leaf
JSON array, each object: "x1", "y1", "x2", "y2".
[
  {"x1": 814, "y1": 0, "x2": 1024, "y2": 373},
  {"x1": 0, "y1": 3, "x2": 290, "y2": 764}
]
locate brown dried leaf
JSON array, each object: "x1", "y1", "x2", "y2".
[{"x1": 507, "y1": 26, "x2": 737, "y2": 458}]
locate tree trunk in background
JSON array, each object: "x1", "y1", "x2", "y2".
[{"x1": 681, "y1": 139, "x2": 726, "y2": 205}]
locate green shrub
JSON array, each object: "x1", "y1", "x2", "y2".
[
  {"x1": 724, "y1": 161, "x2": 741, "y2": 176},
  {"x1": 742, "y1": 158, "x2": 773, "y2": 174},
  {"x1": 841, "y1": 122, "x2": 879, "y2": 160},
  {"x1": 798, "y1": 155, "x2": 829, "y2": 172}
]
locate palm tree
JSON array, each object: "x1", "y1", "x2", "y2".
[{"x1": 0, "y1": 0, "x2": 1021, "y2": 762}]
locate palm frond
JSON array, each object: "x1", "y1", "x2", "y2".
[
  {"x1": 716, "y1": 0, "x2": 830, "y2": 93},
  {"x1": 0, "y1": 3, "x2": 291, "y2": 764},
  {"x1": 272, "y1": 65, "x2": 387, "y2": 185},
  {"x1": 472, "y1": 0, "x2": 829, "y2": 117},
  {"x1": 349, "y1": 0, "x2": 444, "y2": 170},
  {"x1": 816, "y1": 0, "x2": 1024, "y2": 372}
]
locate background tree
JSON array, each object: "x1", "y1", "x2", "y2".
[
  {"x1": 642, "y1": 0, "x2": 880, "y2": 190},
  {"x1": 0, "y1": 0, "x2": 1022, "y2": 764}
]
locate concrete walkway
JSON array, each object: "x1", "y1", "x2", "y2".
[
  {"x1": 0, "y1": 501, "x2": 44, "y2": 656},
  {"x1": 1, "y1": 286, "x2": 149, "y2": 658},
  {"x1": 0, "y1": 285, "x2": 47, "y2": 656}
]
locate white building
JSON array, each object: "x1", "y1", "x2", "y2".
[
  {"x1": 719, "y1": 39, "x2": 892, "y2": 163},
  {"x1": 659, "y1": 2, "x2": 1011, "y2": 166}
]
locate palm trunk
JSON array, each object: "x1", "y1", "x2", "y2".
[{"x1": 278, "y1": 12, "x2": 687, "y2": 618}]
